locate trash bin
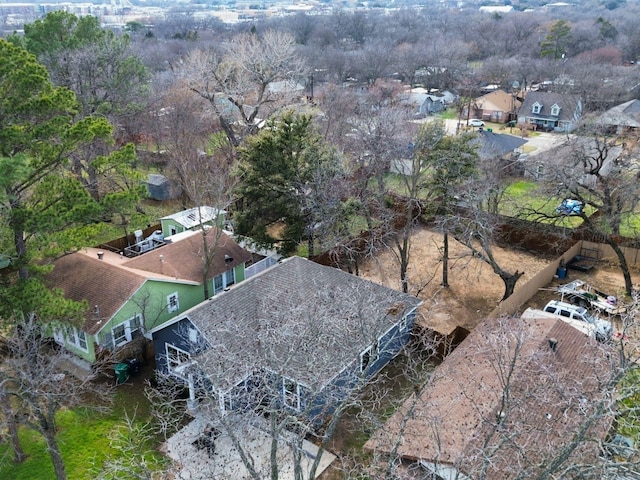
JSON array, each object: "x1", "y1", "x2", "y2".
[
  {"x1": 556, "y1": 266, "x2": 568, "y2": 279},
  {"x1": 125, "y1": 358, "x2": 141, "y2": 376},
  {"x1": 114, "y1": 362, "x2": 130, "y2": 384}
]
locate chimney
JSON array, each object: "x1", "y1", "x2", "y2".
[
  {"x1": 97, "y1": 251, "x2": 104, "y2": 260},
  {"x1": 548, "y1": 338, "x2": 558, "y2": 352}
]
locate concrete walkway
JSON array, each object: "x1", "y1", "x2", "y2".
[{"x1": 165, "y1": 414, "x2": 336, "y2": 480}]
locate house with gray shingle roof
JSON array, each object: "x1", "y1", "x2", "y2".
[
  {"x1": 364, "y1": 316, "x2": 614, "y2": 480},
  {"x1": 47, "y1": 227, "x2": 252, "y2": 365},
  {"x1": 517, "y1": 91, "x2": 582, "y2": 132},
  {"x1": 597, "y1": 99, "x2": 640, "y2": 132},
  {"x1": 474, "y1": 130, "x2": 527, "y2": 161},
  {"x1": 150, "y1": 256, "x2": 422, "y2": 422}
]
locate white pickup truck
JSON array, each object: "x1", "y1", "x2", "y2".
[{"x1": 522, "y1": 300, "x2": 614, "y2": 342}]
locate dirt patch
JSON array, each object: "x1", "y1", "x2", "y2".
[{"x1": 357, "y1": 226, "x2": 628, "y2": 334}]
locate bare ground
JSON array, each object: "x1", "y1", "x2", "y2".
[{"x1": 357, "y1": 225, "x2": 631, "y2": 334}]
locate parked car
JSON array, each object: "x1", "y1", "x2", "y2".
[
  {"x1": 469, "y1": 119, "x2": 485, "y2": 127},
  {"x1": 556, "y1": 199, "x2": 583, "y2": 215},
  {"x1": 521, "y1": 307, "x2": 604, "y2": 342},
  {"x1": 542, "y1": 300, "x2": 613, "y2": 342}
]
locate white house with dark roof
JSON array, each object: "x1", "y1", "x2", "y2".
[
  {"x1": 150, "y1": 256, "x2": 422, "y2": 423},
  {"x1": 517, "y1": 91, "x2": 582, "y2": 132}
]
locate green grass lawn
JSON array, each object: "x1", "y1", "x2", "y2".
[{"x1": 0, "y1": 379, "x2": 168, "y2": 479}]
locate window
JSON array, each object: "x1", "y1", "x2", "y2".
[
  {"x1": 213, "y1": 269, "x2": 236, "y2": 295},
  {"x1": 550, "y1": 104, "x2": 561, "y2": 116},
  {"x1": 59, "y1": 327, "x2": 88, "y2": 351},
  {"x1": 110, "y1": 314, "x2": 142, "y2": 349},
  {"x1": 112, "y1": 323, "x2": 128, "y2": 347},
  {"x1": 532, "y1": 102, "x2": 542, "y2": 114},
  {"x1": 224, "y1": 269, "x2": 235, "y2": 288},
  {"x1": 214, "y1": 274, "x2": 224, "y2": 294},
  {"x1": 167, "y1": 292, "x2": 179, "y2": 313},
  {"x1": 189, "y1": 328, "x2": 198, "y2": 344},
  {"x1": 360, "y1": 344, "x2": 378, "y2": 373},
  {"x1": 170, "y1": 225, "x2": 177, "y2": 236},
  {"x1": 166, "y1": 344, "x2": 190, "y2": 376},
  {"x1": 282, "y1": 377, "x2": 300, "y2": 410}
]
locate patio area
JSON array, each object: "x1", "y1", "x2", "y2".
[{"x1": 165, "y1": 413, "x2": 336, "y2": 479}]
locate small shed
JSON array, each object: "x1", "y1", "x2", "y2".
[{"x1": 145, "y1": 174, "x2": 181, "y2": 201}]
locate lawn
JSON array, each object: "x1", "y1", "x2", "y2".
[{"x1": 0, "y1": 373, "x2": 168, "y2": 479}]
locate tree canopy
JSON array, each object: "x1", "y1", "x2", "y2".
[{"x1": 235, "y1": 111, "x2": 346, "y2": 256}]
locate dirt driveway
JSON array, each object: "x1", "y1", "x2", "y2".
[{"x1": 357, "y1": 226, "x2": 631, "y2": 335}]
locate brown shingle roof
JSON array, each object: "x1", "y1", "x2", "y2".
[
  {"x1": 123, "y1": 229, "x2": 252, "y2": 283},
  {"x1": 365, "y1": 316, "x2": 615, "y2": 479},
  {"x1": 47, "y1": 253, "x2": 147, "y2": 334},
  {"x1": 184, "y1": 256, "x2": 423, "y2": 392},
  {"x1": 48, "y1": 230, "x2": 252, "y2": 334}
]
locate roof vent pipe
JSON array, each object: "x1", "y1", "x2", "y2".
[{"x1": 97, "y1": 251, "x2": 104, "y2": 260}]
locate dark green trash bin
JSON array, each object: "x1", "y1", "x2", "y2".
[{"x1": 114, "y1": 362, "x2": 130, "y2": 384}]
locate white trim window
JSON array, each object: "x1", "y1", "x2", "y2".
[
  {"x1": 360, "y1": 344, "x2": 379, "y2": 374},
  {"x1": 167, "y1": 292, "x2": 179, "y2": 313},
  {"x1": 282, "y1": 377, "x2": 301, "y2": 411},
  {"x1": 532, "y1": 102, "x2": 542, "y2": 114},
  {"x1": 111, "y1": 314, "x2": 142, "y2": 349},
  {"x1": 166, "y1": 343, "x2": 190, "y2": 376},
  {"x1": 213, "y1": 268, "x2": 236, "y2": 295},
  {"x1": 550, "y1": 104, "x2": 561, "y2": 116},
  {"x1": 67, "y1": 327, "x2": 88, "y2": 351},
  {"x1": 55, "y1": 326, "x2": 88, "y2": 352}
]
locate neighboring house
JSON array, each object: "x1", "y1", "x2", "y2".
[
  {"x1": 365, "y1": 316, "x2": 614, "y2": 480},
  {"x1": 401, "y1": 88, "x2": 456, "y2": 118},
  {"x1": 466, "y1": 89, "x2": 520, "y2": 124},
  {"x1": 46, "y1": 228, "x2": 252, "y2": 365},
  {"x1": 597, "y1": 99, "x2": 640, "y2": 133},
  {"x1": 473, "y1": 129, "x2": 527, "y2": 162},
  {"x1": 160, "y1": 206, "x2": 224, "y2": 238},
  {"x1": 517, "y1": 91, "x2": 582, "y2": 132},
  {"x1": 523, "y1": 135, "x2": 623, "y2": 184},
  {"x1": 151, "y1": 256, "x2": 422, "y2": 423}
]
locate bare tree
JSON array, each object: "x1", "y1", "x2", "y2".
[
  {"x1": 1, "y1": 315, "x2": 114, "y2": 480},
  {"x1": 148, "y1": 275, "x2": 425, "y2": 480},
  {"x1": 180, "y1": 30, "x2": 309, "y2": 146},
  {"x1": 365, "y1": 315, "x2": 635, "y2": 480},
  {"x1": 533, "y1": 132, "x2": 640, "y2": 296}
]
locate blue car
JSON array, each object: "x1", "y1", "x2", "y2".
[{"x1": 556, "y1": 199, "x2": 583, "y2": 215}]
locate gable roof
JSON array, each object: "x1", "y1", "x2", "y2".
[
  {"x1": 123, "y1": 229, "x2": 252, "y2": 283},
  {"x1": 47, "y1": 253, "x2": 147, "y2": 334},
  {"x1": 47, "y1": 230, "x2": 251, "y2": 334},
  {"x1": 598, "y1": 99, "x2": 640, "y2": 128},
  {"x1": 519, "y1": 91, "x2": 581, "y2": 122},
  {"x1": 475, "y1": 89, "x2": 519, "y2": 112},
  {"x1": 365, "y1": 316, "x2": 614, "y2": 479},
  {"x1": 181, "y1": 256, "x2": 422, "y2": 392},
  {"x1": 474, "y1": 130, "x2": 527, "y2": 159},
  {"x1": 161, "y1": 206, "x2": 223, "y2": 230}
]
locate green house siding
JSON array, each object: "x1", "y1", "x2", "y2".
[
  {"x1": 95, "y1": 280, "x2": 204, "y2": 353},
  {"x1": 51, "y1": 324, "x2": 98, "y2": 363},
  {"x1": 160, "y1": 219, "x2": 187, "y2": 238}
]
